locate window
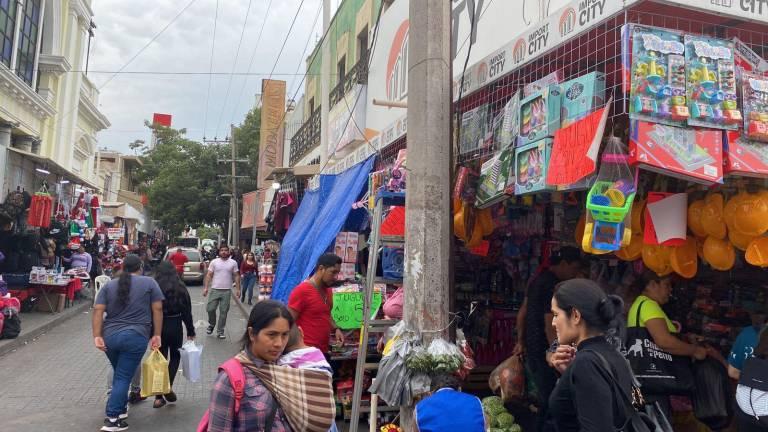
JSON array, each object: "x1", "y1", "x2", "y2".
[
  {"x1": 104, "y1": 175, "x2": 112, "y2": 197},
  {"x1": 16, "y1": 0, "x2": 41, "y2": 86},
  {"x1": 337, "y1": 55, "x2": 346, "y2": 85},
  {"x1": 0, "y1": 0, "x2": 17, "y2": 67},
  {"x1": 357, "y1": 27, "x2": 369, "y2": 63}
]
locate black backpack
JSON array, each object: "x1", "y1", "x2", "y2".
[
  {"x1": 738, "y1": 357, "x2": 768, "y2": 426},
  {"x1": 0, "y1": 311, "x2": 21, "y2": 339}
]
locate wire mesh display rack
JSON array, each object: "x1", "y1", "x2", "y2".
[{"x1": 454, "y1": 1, "x2": 768, "y2": 166}]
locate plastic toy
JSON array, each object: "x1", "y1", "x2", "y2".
[
  {"x1": 741, "y1": 71, "x2": 768, "y2": 142},
  {"x1": 560, "y1": 72, "x2": 606, "y2": 128},
  {"x1": 514, "y1": 139, "x2": 552, "y2": 195},
  {"x1": 629, "y1": 26, "x2": 688, "y2": 126},
  {"x1": 518, "y1": 86, "x2": 561, "y2": 145},
  {"x1": 685, "y1": 35, "x2": 741, "y2": 129}
]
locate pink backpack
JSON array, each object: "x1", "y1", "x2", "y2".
[{"x1": 197, "y1": 358, "x2": 246, "y2": 432}]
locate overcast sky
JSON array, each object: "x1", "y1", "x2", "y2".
[{"x1": 90, "y1": 0, "x2": 330, "y2": 154}]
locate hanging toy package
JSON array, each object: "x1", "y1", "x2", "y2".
[{"x1": 583, "y1": 137, "x2": 636, "y2": 254}]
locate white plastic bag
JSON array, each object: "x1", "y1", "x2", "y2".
[{"x1": 180, "y1": 340, "x2": 203, "y2": 383}]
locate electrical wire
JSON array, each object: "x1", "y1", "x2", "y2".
[
  {"x1": 228, "y1": 0, "x2": 275, "y2": 127},
  {"x1": 213, "y1": 0, "x2": 255, "y2": 140},
  {"x1": 287, "y1": 1, "x2": 323, "y2": 100},
  {"x1": 266, "y1": 0, "x2": 307, "y2": 81},
  {"x1": 36, "y1": 70, "x2": 327, "y2": 76},
  {"x1": 202, "y1": 0, "x2": 221, "y2": 140}
]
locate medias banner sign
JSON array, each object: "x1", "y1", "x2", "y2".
[
  {"x1": 454, "y1": 0, "x2": 629, "y2": 99},
  {"x1": 258, "y1": 79, "x2": 286, "y2": 190}
]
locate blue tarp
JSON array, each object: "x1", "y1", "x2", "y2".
[{"x1": 272, "y1": 156, "x2": 375, "y2": 303}]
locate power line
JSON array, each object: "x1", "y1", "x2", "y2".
[
  {"x1": 287, "y1": 1, "x2": 323, "y2": 98},
  {"x1": 214, "y1": 0, "x2": 255, "y2": 140},
  {"x1": 267, "y1": 0, "x2": 307, "y2": 81},
  {"x1": 37, "y1": 70, "x2": 325, "y2": 76},
  {"x1": 202, "y1": 0, "x2": 220, "y2": 140},
  {"x1": 228, "y1": 0, "x2": 275, "y2": 127}
]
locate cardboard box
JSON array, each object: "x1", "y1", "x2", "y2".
[
  {"x1": 339, "y1": 263, "x2": 356, "y2": 281},
  {"x1": 334, "y1": 232, "x2": 347, "y2": 259},
  {"x1": 629, "y1": 120, "x2": 723, "y2": 184},
  {"x1": 560, "y1": 72, "x2": 606, "y2": 128},
  {"x1": 724, "y1": 131, "x2": 768, "y2": 177},
  {"x1": 344, "y1": 232, "x2": 359, "y2": 264},
  {"x1": 518, "y1": 86, "x2": 561, "y2": 146},
  {"x1": 515, "y1": 139, "x2": 553, "y2": 195},
  {"x1": 37, "y1": 292, "x2": 65, "y2": 313}
]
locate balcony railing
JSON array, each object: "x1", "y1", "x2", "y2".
[
  {"x1": 330, "y1": 51, "x2": 369, "y2": 108},
  {"x1": 290, "y1": 108, "x2": 321, "y2": 166}
]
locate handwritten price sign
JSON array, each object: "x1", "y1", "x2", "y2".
[{"x1": 331, "y1": 292, "x2": 383, "y2": 330}]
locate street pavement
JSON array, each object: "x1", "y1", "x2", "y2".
[{"x1": 0, "y1": 283, "x2": 248, "y2": 432}]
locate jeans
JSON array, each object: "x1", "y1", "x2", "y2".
[
  {"x1": 241, "y1": 273, "x2": 257, "y2": 303},
  {"x1": 207, "y1": 289, "x2": 232, "y2": 334},
  {"x1": 105, "y1": 330, "x2": 148, "y2": 418}
]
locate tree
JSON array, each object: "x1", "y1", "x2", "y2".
[
  {"x1": 233, "y1": 107, "x2": 262, "y2": 190},
  {"x1": 129, "y1": 139, "x2": 146, "y2": 155},
  {"x1": 135, "y1": 124, "x2": 230, "y2": 236}
]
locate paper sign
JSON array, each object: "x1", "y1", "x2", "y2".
[
  {"x1": 546, "y1": 102, "x2": 610, "y2": 186},
  {"x1": 331, "y1": 292, "x2": 383, "y2": 330},
  {"x1": 647, "y1": 193, "x2": 687, "y2": 244},
  {"x1": 107, "y1": 227, "x2": 124, "y2": 240}
]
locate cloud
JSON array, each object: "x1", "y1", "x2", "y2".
[{"x1": 90, "y1": 0, "x2": 324, "y2": 153}]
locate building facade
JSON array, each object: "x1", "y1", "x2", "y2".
[{"x1": 1, "y1": 0, "x2": 109, "y2": 199}]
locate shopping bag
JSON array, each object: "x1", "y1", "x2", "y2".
[
  {"x1": 180, "y1": 341, "x2": 203, "y2": 383},
  {"x1": 488, "y1": 354, "x2": 525, "y2": 402},
  {"x1": 691, "y1": 358, "x2": 733, "y2": 430},
  {"x1": 140, "y1": 348, "x2": 171, "y2": 397}
]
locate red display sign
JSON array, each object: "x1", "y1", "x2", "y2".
[
  {"x1": 546, "y1": 105, "x2": 608, "y2": 186},
  {"x1": 152, "y1": 113, "x2": 172, "y2": 127}
]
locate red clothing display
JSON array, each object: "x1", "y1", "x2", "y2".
[
  {"x1": 287, "y1": 281, "x2": 334, "y2": 353},
  {"x1": 169, "y1": 251, "x2": 189, "y2": 274}
]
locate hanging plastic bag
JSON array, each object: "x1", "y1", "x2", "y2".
[
  {"x1": 180, "y1": 341, "x2": 203, "y2": 383},
  {"x1": 584, "y1": 137, "x2": 636, "y2": 253},
  {"x1": 140, "y1": 349, "x2": 171, "y2": 398},
  {"x1": 691, "y1": 358, "x2": 733, "y2": 430},
  {"x1": 488, "y1": 354, "x2": 525, "y2": 402}
]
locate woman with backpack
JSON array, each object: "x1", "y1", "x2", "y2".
[
  {"x1": 735, "y1": 326, "x2": 768, "y2": 432},
  {"x1": 153, "y1": 261, "x2": 196, "y2": 409},
  {"x1": 204, "y1": 300, "x2": 294, "y2": 431},
  {"x1": 547, "y1": 279, "x2": 633, "y2": 431}
]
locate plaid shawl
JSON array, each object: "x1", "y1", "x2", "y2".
[{"x1": 236, "y1": 351, "x2": 336, "y2": 432}]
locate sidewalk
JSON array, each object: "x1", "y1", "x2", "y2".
[{"x1": 0, "y1": 284, "x2": 247, "y2": 432}]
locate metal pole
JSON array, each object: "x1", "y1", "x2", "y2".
[
  {"x1": 231, "y1": 124, "x2": 239, "y2": 248},
  {"x1": 401, "y1": 0, "x2": 452, "y2": 428},
  {"x1": 320, "y1": 0, "x2": 331, "y2": 168},
  {"x1": 251, "y1": 197, "x2": 258, "y2": 252}
]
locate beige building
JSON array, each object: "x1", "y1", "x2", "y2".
[
  {"x1": 0, "y1": 0, "x2": 110, "y2": 199},
  {"x1": 96, "y1": 150, "x2": 146, "y2": 244}
]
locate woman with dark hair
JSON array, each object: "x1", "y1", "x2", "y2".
[
  {"x1": 240, "y1": 252, "x2": 258, "y2": 305},
  {"x1": 153, "y1": 261, "x2": 196, "y2": 409},
  {"x1": 547, "y1": 279, "x2": 632, "y2": 431},
  {"x1": 206, "y1": 300, "x2": 294, "y2": 431},
  {"x1": 92, "y1": 254, "x2": 164, "y2": 431}
]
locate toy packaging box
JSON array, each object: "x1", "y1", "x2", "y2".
[
  {"x1": 344, "y1": 232, "x2": 359, "y2": 264},
  {"x1": 515, "y1": 139, "x2": 553, "y2": 195},
  {"x1": 518, "y1": 86, "x2": 561, "y2": 146},
  {"x1": 334, "y1": 232, "x2": 348, "y2": 259},
  {"x1": 724, "y1": 130, "x2": 768, "y2": 177},
  {"x1": 685, "y1": 35, "x2": 741, "y2": 130},
  {"x1": 460, "y1": 104, "x2": 489, "y2": 154},
  {"x1": 523, "y1": 71, "x2": 563, "y2": 97},
  {"x1": 740, "y1": 70, "x2": 768, "y2": 142},
  {"x1": 629, "y1": 25, "x2": 689, "y2": 127},
  {"x1": 475, "y1": 146, "x2": 515, "y2": 208},
  {"x1": 560, "y1": 72, "x2": 606, "y2": 128},
  {"x1": 629, "y1": 120, "x2": 723, "y2": 184}
]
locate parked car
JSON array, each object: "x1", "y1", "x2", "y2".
[{"x1": 163, "y1": 248, "x2": 206, "y2": 284}]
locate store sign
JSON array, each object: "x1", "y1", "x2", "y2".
[
  {"x1": 331, "y1": 291, "x2": 383, "y2": 330},
  {"x1": 241, "y1": 191, "x2": 258, "y2": 229},
  {"x1": 659, "y1": 0, "x2": 768, "y2": 23},
  {"x1": 454, "y1": 0, "x2": 630, "y2": 99},
  {"x1": 258, "y1": 80, "x2": 286, "y2": 190},
  {"x1": 329, "y1": 84, "x2": 368, "y2": 156},
  {"x1": 107, "y1": 227, "x2": 124, "y2": 240}
]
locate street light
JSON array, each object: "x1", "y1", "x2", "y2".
[{"x1": 271, "y1": 182, "x2": 281, "y2": 190}]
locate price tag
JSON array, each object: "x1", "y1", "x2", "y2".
[{"x1": 331, "y1": 291, "x2": 383, "y2": 330}]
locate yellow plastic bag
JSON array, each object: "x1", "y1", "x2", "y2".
[{"x1": 140, "y1": 348, "x2": 171, "y2": 398}]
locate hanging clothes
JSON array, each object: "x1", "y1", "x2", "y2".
[{"x1": 26, "y1": 194, "x2": 53, "y2": 228}]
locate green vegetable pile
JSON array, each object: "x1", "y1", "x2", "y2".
[
  {"x1": 482, "y1": 396, "x2": 522, "y2": 432},
  {"x1": 405, "y1": 350, "x2": 463, "y2": 374}
]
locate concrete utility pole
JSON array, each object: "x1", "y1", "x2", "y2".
[
  {"x1": 230, "y1": 124, "x2": 239, "y2": 248},
  {"x1": 320, "y1": 0, "x2": 331, "y2": 168},
  {"x1": 401, "y1": 0, "x2": 452, "y2": 428}
]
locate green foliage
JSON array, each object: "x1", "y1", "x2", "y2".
[
  {"x1": 233, "y1": 107, "x2": 261, "y2": 188},
  {"x1": 135, "y1": 124, "x2": 230, "y2": 235},
  {"x1": 196, "y1": 225, "x2": 221, "y2": 240}
]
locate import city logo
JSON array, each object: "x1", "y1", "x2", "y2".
[
  {"x1": 476, "y1": 62, "x2": 489, "y2": 86},
  {"x1": 386, "y1": 19, "x2": 410, "y2": 102},
  {"x1": 512, "y1": 38, "x2": 526, "y2": 64},
  {"x1": 559, "y1": 7, "x2": 577, "y2": 37}
]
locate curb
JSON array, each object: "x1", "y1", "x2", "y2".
[{"x1": 0, "y1": 300, "x2": 91, "y2": 358}]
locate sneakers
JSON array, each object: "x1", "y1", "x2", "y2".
[
  {"x1": 101, "y1": 418, "x2": 129, "y2": 431},
  {"x1": 217, "y1": 333, "x2": 226, "y2": 339},
  {"x1": 206, "y1": 325, "x2": 214, "y2": 335}
]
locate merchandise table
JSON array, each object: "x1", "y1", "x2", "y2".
[{"x1": 28, "y1": 278, "x2": 83, "y2": 313}]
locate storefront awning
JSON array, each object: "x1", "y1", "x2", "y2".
[
  {"x1": 272, "y1": 156, "x2": 374, "y2": 302},
  {"x1": 101, "y1": 201, "x2": 145, "y2": 225},
  {"x1": 7, "y1": 146, "x2": 100, "y2": 190}
]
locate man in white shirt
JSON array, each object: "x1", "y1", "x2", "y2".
[{"x1": 203, "y1": 245, "x2": 241, "y2": 339}]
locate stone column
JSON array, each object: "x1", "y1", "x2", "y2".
[{"x1": 0, "y1": 123, "x2": 13, "y2": 199}]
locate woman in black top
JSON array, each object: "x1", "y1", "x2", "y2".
[
  {"x1": 153, "y1": 261, "x2": 196, "y2": 408},
  {"x1": 548, "y1": 279, "x2": 632, "y2": 431}
]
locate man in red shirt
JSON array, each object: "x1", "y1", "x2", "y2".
[
  {"x1": 287, "y1": 253, "x2": 345, "y2": 353},
  {"x1": 168, "y1": 248, "x2": 188, "y2": 276}
]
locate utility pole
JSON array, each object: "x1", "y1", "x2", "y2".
[
  {"x1": 207, "y1": 131, "x2": 248, "y2": 248},
  {"x1": 320, "y1": 0, "x2": 331, "y2": 168},
  {"x1": 401, "y1": 0, "x2": 452, "y2": 429}
]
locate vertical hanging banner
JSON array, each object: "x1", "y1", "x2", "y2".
[
  {"x1": 241, "y1": 191, "x2": 258, "y2": 229},
  {"x1": 258, "y1": 80, "x2": 287, "y2": 190}
]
